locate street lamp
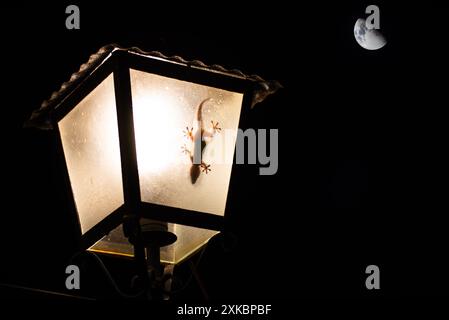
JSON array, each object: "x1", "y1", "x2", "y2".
[{"x1": 26, "y1": 44, "x2": 279, "y2": 296}]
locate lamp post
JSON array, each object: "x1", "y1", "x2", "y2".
[{"x1": 26, "y1": 44, "x2": 280, "y2": 299}]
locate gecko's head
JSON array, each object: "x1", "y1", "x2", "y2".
[{"x1": 190, "y1": 165, "x2": 201, "y2": 184}]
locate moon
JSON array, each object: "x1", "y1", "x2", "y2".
[{"x1": 354, "y1": 18, "x2": 387, "y2": 50}]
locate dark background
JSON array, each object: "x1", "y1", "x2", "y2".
[{"x1": 0, "y1": 0, "x2": 447, "y2": 304}]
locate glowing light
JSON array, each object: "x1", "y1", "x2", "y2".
[{"x1": 133, "y1": 92, "x2": 182, "y2": 175}]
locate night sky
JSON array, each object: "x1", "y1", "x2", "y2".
[{"x1": 0, "y1": 0, "x2": 447, "y2": 307}]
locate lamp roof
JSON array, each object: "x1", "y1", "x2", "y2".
[{"x1": 26, "y1": 44, "x2": 281, "y2": 130}]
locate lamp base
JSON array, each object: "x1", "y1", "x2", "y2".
[
  {"x1": 140, "y1": 219, "x2": 177, "y2": 247},
  {"x1": 123, "y1": 217, "x2": 177, "y2": 299},
  {"x1": 140, "y1": 220, "x2": 176, "y2": 300}
]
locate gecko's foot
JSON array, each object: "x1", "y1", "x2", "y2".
[
  {"x1": 200, "y1": 162, "x2": 211, "y2": 174},
  {"x1": 183, "y1": 126, "x2": 194, "y2": 140},
  {"x1": 211, "y1": 121, "x2": 221, "y2": 133},
  {"x1": 181, "y1": 144, "x2": 190, "y2": 155}
]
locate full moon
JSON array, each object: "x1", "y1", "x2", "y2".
[{"x1": 354, "y1": 18, "x2": 387, "y2": 50}]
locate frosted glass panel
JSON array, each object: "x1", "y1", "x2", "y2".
[
  {"x1": 173, "y1": 224, "x2": 218, "y2": 263},
  {"x1": 130, "y1": 69, "x2": 243, "y2": 216},
  {"x1": 89, "y1": 223, "x2": 218, "y2": 265},
  {"x1": 58, "y1": 74, "x2": 124, "y2": 234}
]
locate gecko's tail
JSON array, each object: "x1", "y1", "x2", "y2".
[{"x1": 196, "y1": 98, "x2": 212, "y2": 121}]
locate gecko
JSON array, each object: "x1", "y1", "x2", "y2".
[{"x1": 182, "y1": 98, "x2": 221, "y2": 184}]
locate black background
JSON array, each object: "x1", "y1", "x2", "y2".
[{"x1": 0, "y1": 0, "x2": 447, "y2": 305}]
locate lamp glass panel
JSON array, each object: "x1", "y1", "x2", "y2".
[
  {"x1": 58, "y1": 74, "x2": 124, "y2": 234},
  {"x1": 130, "y1": 69, "x2": 243, "y2": 216},
  {"x1": 89, "y1": 223, "x2": 218, "y2": 265}
]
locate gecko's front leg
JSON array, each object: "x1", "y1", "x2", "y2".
[
  {"x1": 200, "y1": 162, "x2": 211, "y2": 174},
  {"x1": 181, "y1": 144, "x2": 190, "y2": 155}
]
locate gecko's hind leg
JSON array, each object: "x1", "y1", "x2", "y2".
[
  {"x1": 183, "y1": 127, "x2": 194, "y2": 140},
  {"x1": 211, "y1": 121, "x2": 221, "y2": 133}
]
